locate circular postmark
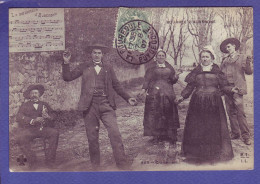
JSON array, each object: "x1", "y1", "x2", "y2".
[{"x1": 115, "y1": 20, "x2": 159, "y2": 65}]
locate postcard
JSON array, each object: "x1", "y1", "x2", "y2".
[{"x1": 7, "y1": 7, "x2": 254, "y2": 173}]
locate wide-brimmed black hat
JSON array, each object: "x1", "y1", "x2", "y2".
[
  {"x1": 23, "y1": 84, "x2": 45, "y2": 99},
  {"x1": 86, "y1": 43, "x2": 110, "y2": 54},
  {"x1": 220, "y1": 38, "x2": 240, "y2": 53}
]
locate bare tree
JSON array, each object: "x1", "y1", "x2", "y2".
[
  {"x1": 159, "y1": 9, "x2": 172, "y2": 50},
  {"x1": 191, "y1": 39, "x2": 199, "y2": 63},
  {"x1": 150, "y1": 8, "x2": 166, "y2": 41},
  {"x1": 179, "y1": 42, "x2": 188, "y2": 67},
  {"x1": 160, "y1": 9, "x2": 189, "y2": 65},
  {"x1": 218, "y1": 7, "x2": 253, "y2": 54},
  {"x1": 186, "y1": 8, "x2": 216, "y2": 63}
]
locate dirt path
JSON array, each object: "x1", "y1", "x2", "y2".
[{"x1": 10, "y1": 75, "x2": 254, "y2": 172}]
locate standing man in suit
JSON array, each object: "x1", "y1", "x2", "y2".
[
  {"x1": 62, "y1": 44, "x2": 137, "y2": 170},
  {"x1": 16, "y1": 84, "x2": 59, "y2": 169},
  {"x1": 220, "y1": 38, "x2": 253, "y2": 145}
]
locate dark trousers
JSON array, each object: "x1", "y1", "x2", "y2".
[
  {"x1": 224, "y1": 94, "x2": 250, "y2": 139},
  {"x1": 83, "y1": 96, "x2": 127, "y2": 168},
  {"x1": 17, "y1": 127, "x2": 59, "y2": 165}
]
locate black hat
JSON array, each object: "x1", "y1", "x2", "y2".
[
  {"x1": 220, "y1": 38, "x2": 240, "y2": 53},
  {"x1": 23, "y1": 84, "x2": 45, "y2": 99},
  {"x1": 86, "y1": 43, "x2": 110, "y2": 54}
]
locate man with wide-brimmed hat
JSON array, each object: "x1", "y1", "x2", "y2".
[
  {"x1": 16, "y1": 84, "x2": 59, "y2": 169},
  {"x1": 62, "y1": 43, "x2": 137, "y2": 170},
  {"x1": 220, "y1": 38, "x2": 253, "y2": 145}
]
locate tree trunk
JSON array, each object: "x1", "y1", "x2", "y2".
[
  {"x1": 240, "y1": 37, "x2": 248, "y2": 55},
  {"x1": 174, "y1": 57, "x2": 178, "y2": 65}
]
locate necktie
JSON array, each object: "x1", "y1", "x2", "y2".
[
  {"x1": 32, "y1": 101, "x2": 39, "y2": 110},
  {"x1": 94, "y1": 62, "x2": 102, "y2": 67}
]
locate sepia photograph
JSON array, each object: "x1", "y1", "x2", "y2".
[{"x1": 8, "y1": 7, "x2": 254, "y2": 172}]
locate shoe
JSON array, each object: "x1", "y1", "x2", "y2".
[
  {"x1": 244, "y1": 139, "x2": 251, "y2": 145},
  {"x1": 230, "y1": 133, "x2": 240, "y2": 140}
]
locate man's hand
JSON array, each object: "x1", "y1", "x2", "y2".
[
  {"x1": 176, "y1": 69, "x2": 183, "y2": 76},
  {"x1": 63, "y1": 50, "x2": 71, "y2": 64},
  {"x1": 128, "y1": 98, "x2": 138, "y2": 106},
  {"x1": 246, "y1": 56, "x2": 253, "y2": 64},
  {"x1": 231, "y1": 86, "x2": 240, "y2": 94},
  {"x1": 138, "y1": 89, "x2": 146, "y2": 97},
  {"x1": 33, "y1": 117, "x2": 45, "y2": 124},
  {"x1": 174, "y1": 96, "x2": 184, "y2": 105}
]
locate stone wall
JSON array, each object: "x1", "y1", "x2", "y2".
[
  {"x1": 9, "y1": 52, "x2": 146, "y2": 118},
  {"x1": 9, "y1": 8, "x2": 147, "y2": 118},
  {"x1": 9, "y1": 52, "x2": 76, "y2": 116}
]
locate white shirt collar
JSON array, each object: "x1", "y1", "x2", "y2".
[
  {"x1": 157, "y1": 63, "x2": 166, "y2": 68},
  {"x1": 93, "y1": 61, "x2": 102, "y2": 64},
  {"x1": 229, "y1": 52, "x2": 238, "y2": 59},
  {"x1": 201, "y1": 63, "x2": 213, "y2": 72}
]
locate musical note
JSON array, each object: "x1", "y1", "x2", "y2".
[
  {"x1": 9, "y1": 10, "x2": 64, "y2": 52},
  {"x1": 10, "y1": 19, "x2": 62, "y2": 25},
  {"x1": 45, "y1": 42, "x2": 52, "y2": 46},
  {"x1": 34, "y1": 43, "x2": 43, "y2": 48}
]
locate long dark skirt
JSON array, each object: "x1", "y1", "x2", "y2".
[
  {"x1": 182, "y1": 92, "x2": 234, "y2": 161},
  {"x1": 143, "y1": 91, "x2": 180, "y2": 140}
]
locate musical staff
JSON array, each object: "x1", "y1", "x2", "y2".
[
  {"x1": 10, "y1": 41, "x2": 64, "y2": 49},
  {"x1": 9, "y1": 8, "x2": 65, "y2": 53},
  {"x1": 10, "y1": 19, "x2": 62, "y2": 25},
  {"x1": 9, "y1": 35, "x2": 63, "y2": 41},
  {"x1": 11, "y1": 27, "x2": 63, "y2": 33}
]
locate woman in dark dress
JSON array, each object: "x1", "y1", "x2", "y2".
[
  {"x1": 177, "y1": 46, "x2": 235, "y2": 162},
  {"x1": 140, "y1": 50, "x2": 180, "y2": 144}
]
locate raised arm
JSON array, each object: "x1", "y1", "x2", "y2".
[
  {"x1": 62, "y1": 50, "x2": 84, "y2": 81},
  {"x1": 242, "y1": 55, "x2": 253, "y2": 75},
  {"x1": 62, "y1": 63, "x2": 84, "y2": 81}
]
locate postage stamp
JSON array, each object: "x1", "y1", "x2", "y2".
[
  {"x1": 8, "y1": 7, "x2": 254, "y2": 172},
  {"x1": 114, "y1": 8, "x2": 159, "y2": 64},
  {"x1": 115, "y1": 19, "x2": 159, "y2": 65}
]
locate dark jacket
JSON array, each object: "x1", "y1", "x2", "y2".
[
  {"x1": 181, "y1": 64, "x2": 233, "y2": 99},
  {"x1": 16, "y1": 101, "x2": 55, "y2": 128},
  {"x1": 62, "y1": 62, "x2": 131, "y2": 111},
  {"x1": 220, "y1": 54, "x2": 253, "y2": 95},
  {"x1": 142, "y1": 61, "x2": 179, "y2": 90}
]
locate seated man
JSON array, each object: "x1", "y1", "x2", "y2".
[{"x1": 16, "y1": 84, "x2": 59, "y2": 169}]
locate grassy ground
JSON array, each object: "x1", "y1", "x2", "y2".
[{"x1": 9, "y1": 74, "x2": 254, "y2": 172}]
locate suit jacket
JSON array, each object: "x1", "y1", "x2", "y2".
[
  {"x1": 16, "y1": 101, "x2": 55, "y2": 128},
  {"x1": 220, "y1": 54, "x2": 253, "y2": 95},
  {"x1": 62, "y1": 62, "x2": 131, "y2": 111}
]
